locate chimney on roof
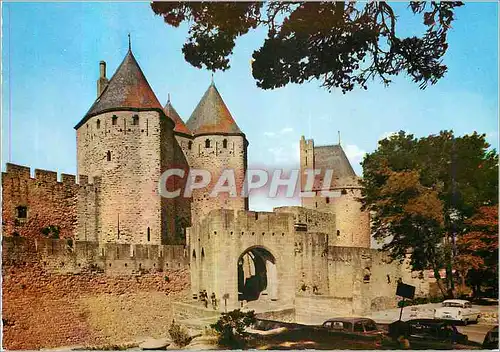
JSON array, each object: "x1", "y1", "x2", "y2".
[{"x1": 97, "y1": 60, "x2": 109, "y2": 97}]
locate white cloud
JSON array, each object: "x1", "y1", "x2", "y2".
[
  {"x1": 378, "y1": 130, "x2": 411, "y2": 141},
  {"x1": 379, "y1": 131, "x2": 398, "y2": 141},
  {"x1": 344, "y1": 144, "x2": 366, "y2": 167},
  {"x1": 486, "y1": 131, "x2": 498, "y2": 139},
  {"x1": 280, "y1": 127, "x2": 293, "y2": 134},
  {"x1": 264, "y1": 127, "x2": 294, "y2": 138},
  {"x1": 268, "y1": 142, "x2": 300, "y2": 164},
  {"x1": 249, "y1": 194, "x2": 300, "y2": 212}
]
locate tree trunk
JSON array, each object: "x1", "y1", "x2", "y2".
[{"x1": 433, "y1": 267, "x2": 447, "y2": 297}]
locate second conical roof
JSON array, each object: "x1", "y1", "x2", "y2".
[
  {"x1": 186, "y1": 83, "x2": 242, "y2": 135},
  {"x1": 164, "y1": 99, "x2": 192, "y2": 136}
]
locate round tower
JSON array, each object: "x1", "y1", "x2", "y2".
[
  {"x1": 299, "y1": 138, "x2": 370, "y2": 248},
  {"x1": 75, "y1": 48, "x2": 176, "y2": 244},
  {"x1": 185, "y1": 82, "x2": 248, "y2": 223}
]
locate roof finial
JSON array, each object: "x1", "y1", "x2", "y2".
[
  {"x1": 128, "y1": 33, "x2": 131, "y2": 51},
  {"x1": 167, "y1": 93, "x2": 171, "y2": 103},
  {"x1": 338, "y1": 130, "x2": 341, "y2": 146},
  {"x1": 211, "y1": 72, "x2": 214, "y2": 85}
]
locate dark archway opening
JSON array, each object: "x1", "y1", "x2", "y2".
[{"x1": 237, "y1": 247, "x2": 277, "y2": 302}]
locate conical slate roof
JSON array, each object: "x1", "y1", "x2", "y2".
[
  {"x1": 164, "y1": 98, "x2": 192, "y2": 136},
  {"x1": 186, "y1": 83, "x2": 242, "y2": 135},
  {"x1": 311, "y1": 144, "x2": 360, "y2": 190},
  {"x1": 314, "y1": 144, "x2": 357, "y2": 178},
  {"x1": 76, "y1": 49, "x2": 162, "y2": 128}
]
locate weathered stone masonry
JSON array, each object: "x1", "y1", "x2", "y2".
[
  {"x1": 2, "y1": 45, "x2": 433, "y2": 344},
  {"x1": 189, "y1": 208, "x2": 429, "y2": 318},
  {"x1": 3, "y1": 236, "x2": 189, "y2": 275},
  {"x1": 2, "y1": 163, "x2": 78, "y2": 240}
]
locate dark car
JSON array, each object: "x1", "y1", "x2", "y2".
[
  {"x1": 483, "y1": 325, "x2": 499, "y2": 349},
  {"x1": 388, "y1": 319, "x2": 468, "y2": 349},
  {"x1": 322, "y1": 317, "x2": 383, "y2": 337}
]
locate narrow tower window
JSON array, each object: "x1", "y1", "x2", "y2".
[
  {"x1": 16, "y1": 206, "x2": 27, "y2": 219},
  {"x1": 106, "y1": 151, "x2": 111, "y2": 161},
  {"x1": 112, "y1": 115, "x2": 118, "y2": 125},
  {"x1": 326, "y1": 197, "x2": 330, "y2": 204},
  {"x1": 188, "y1": 141, "x2": 193, "y2": 150},
  {"x1": 223, "y1": 139, "x2": 228, "y2": 148},
  {"x1": 132, "y1": 115, "x2": 139, "y2": 125},
  {"x1": 96, "y1": 119, "x2": 101, "y2": 129},
  {"x1": 147, "y1": 227, "x2": 150, "y2": 242},
  {"x1": 205, "y1": 139, "x2": 211, "y2": 148}
]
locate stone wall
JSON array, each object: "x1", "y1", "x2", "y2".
[
  {"x1": 188, "y1": 207, "x2": 430, "y2": 316},
  {"x1": 306, "y1": 188, "x2": 371, "y2": 248},
  {"x1": 2, "y1": 236, "x2": 189, "y2": 275},
  {"x1": 2, "y1": 262, "x2": 190, "y2": 350},
  {"x1": 172, "y1": 133, "x2": 193, "y2": 241},
  {"x1": 76, "y1": 110, "x2": 176, "y2": 244},
  {"x1": 188, "y1": 209, "x2": 296, "y2": 309},
  {"x1": 76, "y1": 175, "x2": 100, "y2": 242},
  {"x1": 294, "y1": 231, "x2": 330, "y2": 294},
  {"x1": 295, "y1": 295, "x2": 353, "y2": 324},
  {"x1": 188, "y1": 135, "x2": 248, "y2": 223},
  {"x1": 299, "y1": 137, "x2": 371, "y2": 248},
  {"x1": 274, "y1": 206, "x2": 335, "y2": 237},
  {"x1": 2, "y1": 163, "x2": 78, "y2": 239}
]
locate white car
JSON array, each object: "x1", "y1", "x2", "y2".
[{"x1": 434, "y1": 299, "x2": 481, "y2": 325}]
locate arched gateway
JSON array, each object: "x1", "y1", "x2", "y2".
[{"x1": 238, "y1": 246, "x2": 278, "y2": 302}]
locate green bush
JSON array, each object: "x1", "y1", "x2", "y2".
[
  {"x1": 168, "y1": 320, "x2": 191, "y2": 347},
  {"x1": 210, "y1": 309, "x2": 256, "y2": 348},
  {"x1": 398, "y1": 300, "x2": 412, "y2": 308}
]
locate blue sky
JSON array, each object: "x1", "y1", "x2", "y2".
[{"x1": 2, "y1": 2, "x2": 498, "y2": 211}]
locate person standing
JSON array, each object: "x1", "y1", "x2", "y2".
[
  {"x1": 203, "y1": 290, "x2": 208, "y2": 308},
  {"x1": 211, "y1": 292, "x2": 217, "y2": 310}
]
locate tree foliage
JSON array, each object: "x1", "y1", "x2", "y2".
[
  {"x1": 455, "y1": 205, "x2": 498, "y2": 295},
  {"x1": 361, "y1": 131, "x2": 498, "y2": 296},
  {"x1": 151, "y1": 1, "x2": 463, "y2": 92},
  {"x1": 210, "y1": 309, "x2": 256, "y2": 348},
  {"x1": 168, "y1": 320, "x2": 192, "y2": 347}
]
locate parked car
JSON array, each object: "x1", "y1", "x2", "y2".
[
  {"x1": 483, "y1": 325, "x2": 499, "y2": 349},
  {"x1": 388, "y1": 319, "x2": 468, "y2": 349},
  {"x1": 322, "y1": 317, "x2": 384, "y2": 336},
  {"x1": 434, "y1": 299, "x2": 481, "y2": 325}
]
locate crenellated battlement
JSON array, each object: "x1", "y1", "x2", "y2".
[
  {"x1": 300, "y1": 136, "x2": 314, "y2": 149},
  {"x1": 2, "y1": 163, "x2": 88, "y2": 240},
  {"x1": 2, "y1": 236, "x2": 189, "y2": 275},
  {"x1": 5, "y1": 163, "x2": 31, "y2": 178},
  {"x1": 3, "y1": 163, "x2": 95, "y2": 187},
  {"x1": 193, "y1": 208, "x2": 294, "y2": 234}
]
